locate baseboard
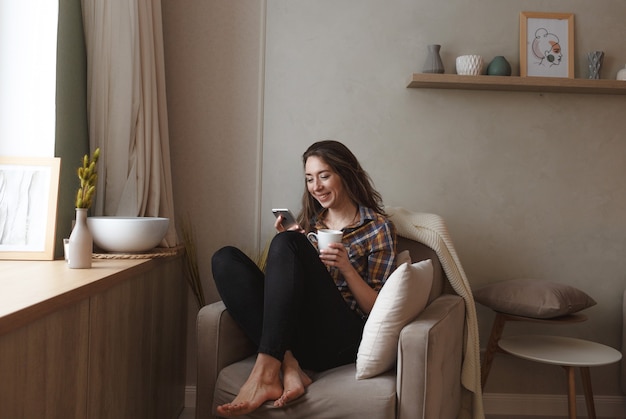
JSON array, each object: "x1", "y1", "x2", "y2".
[
  {"x1": 185, "y1": 385, "x2": 196, "y2": 409},
  {"x1": 483, "y1": 392, "x2": 626, "y2": 417}
]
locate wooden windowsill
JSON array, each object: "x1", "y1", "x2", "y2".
[{"x1": 0, "y1": 258, "x2": 157, "y2": 335}]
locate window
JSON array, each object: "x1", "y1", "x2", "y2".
[{"x1": 0, "y1": 0, "x2": 58, "y2": 157}]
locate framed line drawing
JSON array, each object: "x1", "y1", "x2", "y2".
[
  {"x1": 0, "y1": 156, "x2": 61, "y2": 260},
  {"x1": 520, "y1": 12, "x2": 574, "y2": 78}
]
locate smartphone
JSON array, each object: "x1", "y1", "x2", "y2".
[{"x1": 272, "y1": 208, "x2": 298, "y2": 229}]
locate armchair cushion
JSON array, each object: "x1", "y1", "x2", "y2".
[
  {"x1": 356, "y1": 259, "x2": 433, "y2": 379},
  {"x1": 215, "y1": 358, "x2": 396, "y2": 418}
]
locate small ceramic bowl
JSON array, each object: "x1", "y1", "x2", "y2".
[
  {"x1": 456, "y1": 55, "x2": 484, "y2": 76},
  {"x1": 87, "y1": 216, "x2": 169, "y2": 253}
]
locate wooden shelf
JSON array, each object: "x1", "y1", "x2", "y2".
[{"x1": 407, "y1": 73, "x2": 626, "y2": 95}]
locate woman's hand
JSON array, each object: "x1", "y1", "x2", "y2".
[
  {"x1": 320, "y1": 242, "x2": 378, "y2": 315},
  {"x1": 319, "y1": 242, "x2": 351, "y2": 272},
  {"x1": 274, "y1": 215, "x2": 304, "y2": 233}
]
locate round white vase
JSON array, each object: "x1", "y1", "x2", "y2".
[{"x1": 617, "y1": 65, "x2": 626, "y2": 81}]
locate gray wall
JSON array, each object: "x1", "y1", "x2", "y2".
[
  {"x1": 55, "y1": 0, "x2": 89, "y2": 258},
  {"x1": 162, "y1": 0, "x2": 626, "y2": 407},
  {"x1": 162, "y1": 0, "x2": 266, "y2": 390},
  {"x1": 261, "y1": 0, "x2": 626, "y2": 397}
]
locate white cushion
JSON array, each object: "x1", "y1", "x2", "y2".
[
  {"x1": 355, "y1": 259, "x2": 434, "y2": 379},
  {"x1": 396, "y1": 249, "x2": 411, "y2": 266}
]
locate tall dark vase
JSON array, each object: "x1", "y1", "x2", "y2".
[{"x1": 422, "y1": 44, "x2": 444, "y2": 74}]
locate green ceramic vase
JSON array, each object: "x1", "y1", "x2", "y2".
[{"x1": 486, "y1": 56, "x2": 511, "y2": 76}]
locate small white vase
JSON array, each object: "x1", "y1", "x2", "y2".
[
  {"x1": 68, "y1": 208, "x2": 93, "y2": 269},
  {"x1": 617, "y1": 65, "x2": 626, "y2": 81},
  {"x1": 456, "y1": 55, "x2": 483, "y2": 76}
]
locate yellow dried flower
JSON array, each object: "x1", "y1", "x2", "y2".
[{"x1": 75, "y1": 148, "x2": 100, "y2": 209}]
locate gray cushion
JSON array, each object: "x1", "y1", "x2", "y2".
[
  {"x1": 214, "y1": 356, "x2": 396, "y2": 418},
  {"x1": 473, "y1": 278, "x2": 596, "y2": 319}
]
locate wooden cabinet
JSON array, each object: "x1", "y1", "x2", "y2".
[
  {"x1": 0, "y1": 301, "x2": 90, "y2": 419},
  {"x1": 0, "y1": 257, "x2": 186, "y2": 419}
]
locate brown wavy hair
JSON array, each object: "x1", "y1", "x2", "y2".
[{"x1": 297, "y1": 140, "x2": 385, "y2": 232}]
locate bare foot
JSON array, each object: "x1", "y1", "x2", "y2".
[
  {"x1": 217, "y1": 354, "x2": 284, "y2": 416},
  {"x1": 274, "y1": 351, "x2": 313, "y2": 407}
]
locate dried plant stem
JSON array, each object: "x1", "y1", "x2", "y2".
[
  {"x1": 180, "y1": 215, "x2": 206, "y2": 308},
  {"x1": 251, "y1": 237, "x2": 272, "y2": 273}
]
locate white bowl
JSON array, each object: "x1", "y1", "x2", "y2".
[
  {"x1": 87, "y1": 216, "x2": 169, "y2": 253},
  {"x1": 456, "y1": 54, "x2": 484, "y2": 75}
]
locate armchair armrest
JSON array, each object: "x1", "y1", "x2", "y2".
[
  {"x1": 397, "y1": 294, "x2": 465, "y2": 419},
  {"x1": 196, "y1": 301, "x2": 256, "y2": 418}
]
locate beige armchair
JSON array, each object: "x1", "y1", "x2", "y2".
[{"x1": 196, "y1": 232, "x2": 467, "y2": 419}]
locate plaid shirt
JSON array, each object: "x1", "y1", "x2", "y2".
[{"x1": 313, "y1": 206, "x2": 397, "y2": 318}]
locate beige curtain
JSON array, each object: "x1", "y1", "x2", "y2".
[{"x1": 81, "y1": 0, "x2": 177, "y2": 247}]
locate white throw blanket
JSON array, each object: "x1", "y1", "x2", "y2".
[{"x1": 387, "y1": 207, "x2": 484, "y2": 419}]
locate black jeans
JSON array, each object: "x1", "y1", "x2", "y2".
[{"x1": 211, "y1": 231, "x2": 365, "y2": 371}]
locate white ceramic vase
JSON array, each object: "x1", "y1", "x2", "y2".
[
  {"x1": 617, "y1": 65, "x2": 626, "y2": 81},
  {"x1": 68, "y1": 208, "x2": 93, "y2": 269},
  {"x1": 456, "y1": 55, "x2": 483, "y2": 76}
]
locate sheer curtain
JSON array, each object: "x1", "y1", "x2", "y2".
[{"x1": 81, "y1": 0, "x2": 177, "y2": 247}]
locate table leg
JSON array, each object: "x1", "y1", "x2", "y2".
[
  {"x1": 564, "y1": 366, "x2": 576, "y2": 419},
  {"x1": 580, "y1": 367, "x2": 596, "y2": 419},
  {"x1": 481, "y1": 312, "x2": 507, "y2": 388}
]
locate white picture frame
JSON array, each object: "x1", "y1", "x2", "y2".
[{"x1": 0, "y1": 156, "x2": 61, "y2": 260}]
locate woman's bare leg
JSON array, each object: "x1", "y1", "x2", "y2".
[
  {"x1": 216, "y1": 353, "x2": 284, "y2": 416},
  {"x1": 274, "y1": 351, "x2": 313, "y2": 407}
]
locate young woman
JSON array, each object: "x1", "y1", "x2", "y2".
[{"x1": 211, "y1": 140, "x2": 396, "y2": 416}]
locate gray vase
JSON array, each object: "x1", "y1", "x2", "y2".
[
  {"x1": 422, "y1": 44, "x2": 444, "y2": 74},
  {"x1": 587, "y1": 51, "x2": 604, "y2": 79}
]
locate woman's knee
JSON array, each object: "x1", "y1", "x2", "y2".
[
  {"x1": 212, "y1": 246, "x2": 243, "y2": 276},
  {"x1": 213, "y1": 245, "x2": 239, "y2": 260},
  {"x1": 269, "y1": 231, "x2": 308, "y2": 253}
]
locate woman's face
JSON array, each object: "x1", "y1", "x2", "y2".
[
  {"x1": 546, "y1": 42, "x2": 562, "y2": 64},
  {"x1": 305, "y1": 156, "x2": 348, "y2": 209}
]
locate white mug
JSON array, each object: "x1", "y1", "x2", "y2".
[{"x1": 307, "y1": 229, "x2": 343, "y2": 251}]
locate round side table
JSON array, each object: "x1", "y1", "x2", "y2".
[
  {"x1": 498, "y1": 335, "x2": 622, "y2": 419},
  {"x1": 480, "y1": 311, "x2": 587, "y2": 388}
]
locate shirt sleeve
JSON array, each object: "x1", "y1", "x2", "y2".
[{"x1": 366, "y1": 219, "x2": 397, "y2": 292}]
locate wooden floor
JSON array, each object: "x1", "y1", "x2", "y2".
[{"x1": 179, "y1": 408, "x2": 194, "y2": 419}]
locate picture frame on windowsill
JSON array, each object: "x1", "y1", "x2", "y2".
[{"x1": 0, "y1": 156, "x2": 61, "y2": 260}]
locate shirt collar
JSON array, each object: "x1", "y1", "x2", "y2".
[{"x1": 314, "y1": 205, "x2": 375, "y2": 230}]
